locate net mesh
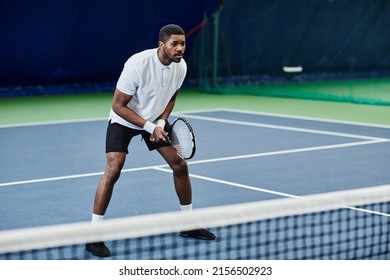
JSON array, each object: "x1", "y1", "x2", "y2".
[{"x1": 0, "y1": 185, "x2": 389, "y2": 260}]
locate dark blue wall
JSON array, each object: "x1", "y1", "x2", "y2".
[
  {"x1": 0, "y1": 0, "x2": 218, "y2": 92},
  {"x1": 2, "y1": 0, "x2": 389, "y2": 96}
]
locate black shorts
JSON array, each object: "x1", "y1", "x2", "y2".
[{"x1": 105, "y1": 120, "x2": 170, "y2": 153}]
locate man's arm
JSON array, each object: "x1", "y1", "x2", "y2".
[
  {"x1": 112, "y1": 87, "x2": 173, "y2": 142},
  {"x1": 157, "y1": 89, "x2": 179, "y2": 123},
  {"x1": 112, "y1": 88, "x2": 147, "y2": 129}
]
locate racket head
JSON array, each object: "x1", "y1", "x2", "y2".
[{"x1": 167, "y1": 117, "x2": 196, "y2": 160}]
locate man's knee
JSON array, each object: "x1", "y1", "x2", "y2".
[
  {"x1": 104, "y1": 166, "x2": 121, "y2": 183},
  {"x1": 105, "y1": 153, "x2": 126, "y2": 183},
  {"x1": 172, "y1": 159, "x2": 189, "y2": 176}
]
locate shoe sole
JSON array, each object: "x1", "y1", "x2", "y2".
[
  {"x1": 179, "y1": 232, "x2": 216, "y2": 240},
  {"x1": 86, "y1": 246, "x2": 111, "y2": 257}
]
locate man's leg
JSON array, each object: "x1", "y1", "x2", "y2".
[
  {"x1": 86, "y1": 152, "x2": 126, "y2": 257},
  {"x1": 93, "y1": 152, "x2": 126, "y2": 215},
  {"x1": 157, "y1": 146, "x2": 192, "y2": 205},
  {"x1": 157, "y1": 146, "x2": 215, "y2": 240}
]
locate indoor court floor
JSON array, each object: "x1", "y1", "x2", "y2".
[{"x1": 1, "y1": 108, "x2": 389, "y2": 233}]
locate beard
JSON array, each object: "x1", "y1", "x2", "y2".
[{"x1": 163, "y1": 49, "x2": 183, "y2": 63}]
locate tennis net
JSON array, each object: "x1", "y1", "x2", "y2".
[{"x1": 0, "y1": 184, "x2": 389, "y2": 260}]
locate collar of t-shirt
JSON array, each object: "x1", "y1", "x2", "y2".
[{"x1": 153, "y1": 49, "x2": 171, "y2": 87}]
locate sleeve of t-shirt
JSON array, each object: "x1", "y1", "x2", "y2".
[{"x1": 116, "y1": 60, "x2": 139, "y2": 95}]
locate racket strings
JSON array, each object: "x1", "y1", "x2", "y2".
[{"x1": 170, "y1": 120, "x2": 194, "y2": 159}]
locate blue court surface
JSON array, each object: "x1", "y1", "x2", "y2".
[{"x1": 0, "y1": 109, "x2": 389, "y2": 232}]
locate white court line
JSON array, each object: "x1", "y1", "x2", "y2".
[
  {"x1": 153, "y1": 166, "x2": 300, "y2": 199},
  {"x1": 0, "y1": 139, "x2": 384, "y2": 187},
  {"x1": 0, "y1": 117, "x2": 107, "y2": 128},
  {"x1": 1, "y1": 107, "x2": 390, "y2": 129},
  {"x1": 0, "y1": 166, "x2": 165, "y2": 187},
  {"x1": 1, "y1": 109, "x2": 388, "y2": 187},
  {"x1": 154, "y1": 166, "x2": 390, "y2": 217},
  {"x1": 220, "y1": 108, "x2": 390, "y2": 129},
  {"x1": 175, "y1": 113, "x2": 389, "y2": 141},
  {"x1": 186, "y1": 139, "x2": 387, "y2": 166}
]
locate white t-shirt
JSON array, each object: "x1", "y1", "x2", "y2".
[{"x1": 109, "y1": 48, "x2": 187, "y2": 129}]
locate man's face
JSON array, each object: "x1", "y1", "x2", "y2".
[{"x1": 160, "y1": 34, "x2": 186, "y2": 63}]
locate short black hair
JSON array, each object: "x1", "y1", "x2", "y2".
[{"x1": 159, "y1": 24, "x2": 185, "y2": 43}]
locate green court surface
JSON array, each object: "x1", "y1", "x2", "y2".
[
  {"x1": 1, "y1": 90, "x2": 389, "y2": 126},
  {"x1": 215, "y1": 78, "x2": 390, "y2": 106}
]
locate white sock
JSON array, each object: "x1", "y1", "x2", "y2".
[
  {"x1": 92, "y1": 213, "x2": 104, "y2": 223},
  {"x1": 180, "y1": 204, "x2": 193, "y2": 212}
]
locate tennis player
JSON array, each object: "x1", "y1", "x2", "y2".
[{"x1": 86, "y1": 24, "x2": 215, "y2": 257}]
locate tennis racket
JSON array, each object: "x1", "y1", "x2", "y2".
[{"x1": 166, "y1": 117, "x2": 196, "y2": 160}]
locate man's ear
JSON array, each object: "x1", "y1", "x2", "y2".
[{"x1": 158, "y1": 41, "x2": 164, "y2": 50}]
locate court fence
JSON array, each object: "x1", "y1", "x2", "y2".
[{"x1": 185, "y1": 0, "x2": 390, "y2": 105}]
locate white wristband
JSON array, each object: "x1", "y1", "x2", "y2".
[
  {"x1": 143, "y1": 121, "x2": 157, "y2": 134},
  {"x1": 156, "y1": 119, "x2": 166, "y2": 129}
]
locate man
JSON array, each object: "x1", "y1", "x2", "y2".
[{"x1": 86, "y1": 24, "x2": 215, "y2": 257}]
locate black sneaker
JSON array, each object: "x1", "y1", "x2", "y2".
[
  {"x1": 180, "y1": 228, "x2": 216, "y2": 240},
  {"x1": 85, "y1": 242, "x2": 111, "y2": 257}
]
